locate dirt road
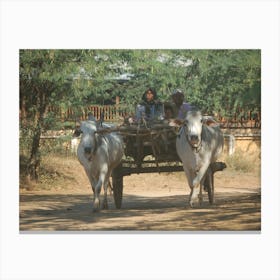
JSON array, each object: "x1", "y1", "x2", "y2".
[{"x1": 20, "y1": 169, "x2": 261, "y2": 232}]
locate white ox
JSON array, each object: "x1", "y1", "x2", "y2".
[
  {"x1": 76, "y1": 120, "x2": 124, "y2": 212},
  {"x1": 176, "y1": 110, "x2": 224, "y2": 207}
]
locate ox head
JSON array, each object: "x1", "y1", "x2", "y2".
[
  {"x1": 183, "y1": 110, "x2": 203, "y2": 148},
  {"x1": 78, "y1": 120, "x2": 99, "y2": 161}
]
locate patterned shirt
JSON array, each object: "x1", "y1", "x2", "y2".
[
  {"x1": 177, "y1": 102, "x2": 192, "y2": 119},
  {"x1": 136, "y1": 102, "x2": 164, "y2": 121}
]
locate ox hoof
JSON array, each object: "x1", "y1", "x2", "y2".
[
  {"x1": 189, "y1": 198, "x2": 201, "y2": 208},
  {"x1": 189, "y1": 200, "x2": 194, "y2": 208},
  {"x1": 93, "y1": 199, "x2": 100, "y2": 212}
]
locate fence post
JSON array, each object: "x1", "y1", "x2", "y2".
[{"x1": 116, "y1": 96, "x2": 120, "y2": 119}]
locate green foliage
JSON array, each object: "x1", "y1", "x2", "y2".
[
  {"x1": 180, "y1": 49, "x2": 261, "y2": 117},
  {"x1": 20, "y1": 49, "x2": 261, "y2": 179},
  {"x1": 20, "y1": 49, "x2": 261, "y2": 117}
]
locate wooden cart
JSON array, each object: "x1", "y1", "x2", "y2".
[{"x1": 106, "y1": 120, "x2": 226, "y2": 209}]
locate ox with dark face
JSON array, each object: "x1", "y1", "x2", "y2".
[
  {"x1": 184, "y1": 111, "x2": 203, "y2": 149},
  {"x1": 176, "y1": 110, "x2": 224, "y2": 207},
  {"x1": 76, "y1": 120, "x2": 124, "y2": 212},
  {"x1": 78, "y1": 121, "x2": 101, "y2": 161}
]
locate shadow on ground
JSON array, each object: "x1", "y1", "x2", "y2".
[{"x1": 20, "y1": 191, "x2": 261, "y2": 231}]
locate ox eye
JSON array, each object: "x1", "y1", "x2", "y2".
[{"x1": 200, "y1": 118, "x2": 203, "y2": 123}]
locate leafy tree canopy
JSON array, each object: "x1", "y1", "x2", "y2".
[
  {"x1": 20, "y1": 49, "x2": 261, "y2": 117},
  {"x1": 20, "y1": 49, "x2": 261, "y2": 180}
]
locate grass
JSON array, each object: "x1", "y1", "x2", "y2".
[
  {"x1": 20, "y1": 152, "x2": 86, "y2": 191},
  {"x1": 20, "y1": 152, "x2": 260, "y2": 192},
  {"x1": 223, "y1": 148, "x2": 261, "y2": 174},
  {"x1": 20, "y1": 139, "x2": 261, "y2": 191},
  {"x1": 38, "y1": 155, "x2": 76, "y2": 190}
]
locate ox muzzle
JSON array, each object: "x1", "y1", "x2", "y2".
[
  {"x1": 84, "y1": 146, "x2": 93, "y2": 155},
  {"x1": 189, "y1": 134, "x2": 200, "y2": 146},
  {"x1": 83, "y1": 145, "x2": 96, "y2": 161}
]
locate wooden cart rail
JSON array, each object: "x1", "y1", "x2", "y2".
[
  {"x1": 97, "y1": 123, "x2": 227, "y2": 209},
  {"x1": 95, "y1": 122, "x2": 177, "y2": 134}
]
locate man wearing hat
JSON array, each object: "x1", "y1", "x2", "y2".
[{"x1": 171, "y1": 89, "x2": 192, "y2": 119}]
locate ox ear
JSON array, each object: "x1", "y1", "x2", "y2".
[
  {"x1": 168, "y1": 118, "x2": 185, "y2": 127},
  {"x1": 202, "y1": 116, "x2": 218, "y2": 127}
]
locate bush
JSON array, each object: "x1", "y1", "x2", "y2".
[{"x1": 224, "y1": 149, "x2": 260, "y2": 173}]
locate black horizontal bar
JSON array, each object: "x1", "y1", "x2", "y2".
[{"x1": 120, "y1": 165, "x2": 184, "y2": 176}]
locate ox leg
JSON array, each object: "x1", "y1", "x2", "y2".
[
  {"x1": 90, "y1": 179, "x2": 97, "y2": 196},
  {"x1": 93, "y1": 179, "x2": 102, "y2": 212},
  {"x1": 198, "y1": 183, "x2": 203, "y2": 206},
  {"x1": 182, "y1": 165, "x2": 195, "y2": 207},
  {"x1": 84, "y1": 169, "x2": 98, "y2": 207},
  {"x1": 198, "y1": 175, "x2": 207, "y2": 206},
  {"x1": 93, "y1": 173, "x2": 106, "y2": 212},
  {"x1": 102, "y1": 173, "x2": 111, "y2": 210},
  {"x1": 93, "y1": 168, "x2": 110, "y2": 212},
  {"x1": 190, "y1": 163, "x2": 210, "y2": 208}
]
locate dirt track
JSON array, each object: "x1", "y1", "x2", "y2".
[{"x1": 20, "y1": 170, "x2": 261, "y2": 231}]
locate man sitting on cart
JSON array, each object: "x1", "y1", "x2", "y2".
[
  {"x1": 164, "y1": 88, "x2": 193, "y2": 120},
  {"x1": 170, "y1": 88, "x2": 218, "y2": 126},
  {"x1": 135, "y1": 87, "x2": 164, "y2": 123},
  {"x1": 170, "y1": 88, "x2": 193, "y2": 119}
]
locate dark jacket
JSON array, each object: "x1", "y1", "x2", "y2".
[{"x1": 136, "y1": 92, "x2": 163, "y2": 121}]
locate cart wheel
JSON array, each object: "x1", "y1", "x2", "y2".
[
  {"x1": 112, "y1": 165, "x2": 123, "y2": 209},
  {"x1": 205, "y1": 168, "x2": 214, "y2": 204}
]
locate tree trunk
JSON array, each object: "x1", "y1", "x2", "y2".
[
  {"x1": 27, "y1": 88, "x2": 47, "y2": 181},
  {"x1": 20, "y1": 93, "x2": 27, "y2": 127}
]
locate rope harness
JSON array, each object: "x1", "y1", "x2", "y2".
[{"x1": 177, "y1": 125, "x2": 202, "y2": 153}]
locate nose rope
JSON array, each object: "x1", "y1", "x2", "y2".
[{"x1": 183, "y1": 126, "x2": 202, "y2": 153}]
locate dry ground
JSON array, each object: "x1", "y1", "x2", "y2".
[{"x1": 19, "y1": 156, "x2": 261, "y2": 232}]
